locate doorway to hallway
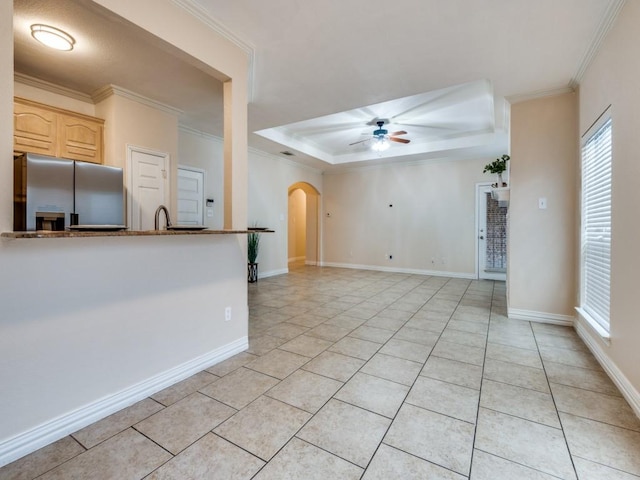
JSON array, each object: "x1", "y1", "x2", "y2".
[{"x1": 288, "y1": 182, "x2": 320, "y2": 266}]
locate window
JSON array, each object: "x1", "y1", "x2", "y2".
[{"x1": 579, "y1": 111, "x2": 612, "y2": 336}]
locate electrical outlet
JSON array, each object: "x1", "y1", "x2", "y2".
[{"x1": 225, "y1": 307, "x2": 232, "y2": 321}]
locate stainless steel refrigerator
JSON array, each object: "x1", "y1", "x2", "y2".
[
  {"x1": 14, "y1": 153, "x2": 124, "y2": 231},
  {"x1": 14, "y1": 153, "x2": 74, "y2": 231},
  {"x1": 74, "y1": 161, "x2": 124, "y2": 227}
]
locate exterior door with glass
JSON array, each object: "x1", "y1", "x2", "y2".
[{"x1": 477, "y1": 184, "x2": 507, "y2": 281}]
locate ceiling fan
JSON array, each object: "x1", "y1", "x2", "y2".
[{"x1": 350, "y1": 120, "x2": 410, "y2": 151}]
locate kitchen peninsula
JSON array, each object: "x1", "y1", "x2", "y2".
[
  {"x1": 0, "y1": 227, "x2": 251, "y2": 467},
  {"x1": 0, "y1": 0, "x2": 252, "y2": 469},
  {"x1": 1, "y1": 228, "x2": 268, "y2": 239}
]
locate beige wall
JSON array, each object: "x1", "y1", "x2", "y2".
[
  {"x1": 95, "y1": 93, "x2": 179, "y2": 218},
  {"x1": 14, "y1": 82, "x2": 95, "y2": 116},
  {"x1": 248, "y1": 151, "x2": 323, "y2": 276},
  {"x1": 577, "y1": 0, "x2": 640, "y2": 406},
  {"x1": 96, "y1": 93, "x2": 178, "y2": 170},
  {"x1": 508, "y1": 93, "x2": 578, "y2": 319},
  {"x1": 176, "y1": 135, "x2": 324, "y2": 276},
  {"x1": 305, "y1": 191, "x2": 319, "y2": 265},
  {"x1": 323, "y1": 158, "x2": 493, "y2": 276}
]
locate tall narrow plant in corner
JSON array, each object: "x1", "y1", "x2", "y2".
[{"x1": 247, "y1": 230, "x2": 260, "y2": 283}]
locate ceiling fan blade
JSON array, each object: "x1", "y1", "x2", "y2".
[
  {"x1": 389, "y1": 137, "x2": 410, "y2": 144},
  {"x1": 389, "y1": 130, "x2": 407, "y2": 136},
  {"x1": 349, "y1": 138, "x2": 370, "y2": 146}
]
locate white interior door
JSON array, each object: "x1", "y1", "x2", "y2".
[
  {"x1": 177, "y1": 167, "x2": 204, "y2": 225},
  {"x1": 129, "y1": 147, "x2": 168, "y2": 230},
  {"x1": 477, "y1": 184, "x2": 507, "y2": 281}
]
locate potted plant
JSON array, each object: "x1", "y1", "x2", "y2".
[
  {"x1": 483, "y1": 154, "x2": 510, "y2": 202},
  {"x1": 483, "y1": 154, "x2": 510, "y2": 188},
  {"x1": 247, "y1": 230, "x2": 260, "y2": 283}
]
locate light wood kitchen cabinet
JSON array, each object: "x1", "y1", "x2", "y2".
[
  {"x1": 57, "y1": 113, "x2": 104, "y2": 164},
  {"x1": 13, "y1": 97, "x2": 105, "y2": 164},
  {"x1": 13, "y1": 99, "x2": 58, "y2": 157}
]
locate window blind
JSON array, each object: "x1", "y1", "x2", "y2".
[{"x1": 581, "y1": 116, "x2": 612, "y2": 332}]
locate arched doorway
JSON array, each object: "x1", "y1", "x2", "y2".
[{"x1": 288, "y1": 182, "x2": 320, "y2": 267}]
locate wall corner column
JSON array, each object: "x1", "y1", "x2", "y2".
[
  {"x1": 0, "y1": 1, "x2": 14, "y2": 232},
  {"x1": 223, "y1": 80, "x2": 248, "y2": 230}
]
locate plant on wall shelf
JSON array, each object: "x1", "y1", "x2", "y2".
[
  {"x1": 483, "y1": 154, "x2": 510, "y2": 188},
  {"x1": 247, "y1": 230, "x2": 260, "y2": 283}
]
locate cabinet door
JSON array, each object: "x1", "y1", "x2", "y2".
[
  {"x1": 57, "y1": 114, "x2": 104, "y2": 164},
  {"x1": 14, "y1": 101, "x2": 57, "y2": 156}
]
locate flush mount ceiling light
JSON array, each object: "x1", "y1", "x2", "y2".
[{"x1": 30, "y1": 24, "x2": 75, "y2": 51}]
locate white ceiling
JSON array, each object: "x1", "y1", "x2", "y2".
[{"x1": 13, "y1": 0, "x2": 623, "y2": 170}]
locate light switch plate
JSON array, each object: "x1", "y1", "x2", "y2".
[{"x1": 539, "y1": 197, "x2": 547, "y2": 209}]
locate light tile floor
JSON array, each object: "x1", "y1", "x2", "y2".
[{"x1": 2, "y1": 265, "x2": 640, "y2": 479}]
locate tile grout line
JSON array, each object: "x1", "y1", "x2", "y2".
[
  {"x1": 461, "y1": 278, "x2": 494, "y2": 479},
  {"x1": 530, "y1": 321, "x2": 580, "y2": 480},
  {"x1": 355, "y1": 276, "x2": 478, "y2": 478}
]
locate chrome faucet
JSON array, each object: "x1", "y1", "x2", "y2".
[{"x1": 154, "y1": 205, "x2": 172, "y2": 230}]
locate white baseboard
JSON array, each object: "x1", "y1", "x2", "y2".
[
  {"x1": 319, "y1": 262, "x2": 476, "y2": 279},
  {"x1": 305, "y1": 260, "x2": 318, "y2": 266},
  {"x1": 0, "y1": 337, "x2": 248, "y2": 468},
  {"x1": 259, "y1": 268, "x2": 288, "y2": 279},
  {"x1": 575, "y1": 319, "x2": 640, "y2": 419},
  {"x1": 507, "y1": 308, "x2": 575, "y2": 326}
]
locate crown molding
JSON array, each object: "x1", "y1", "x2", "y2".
[
  {"x1": 248, "y1": 145, "x2": 324, "y2": 174},
  {"x1": 14, "y1": 72, "x2": 93, "y2": 103},
  {"x1": 15, "y1": 74, "x2": 186, "y2": 118},
  {"x1": 178, "y1": 124, "x2": 222, "y2": 141},
  {"x1": 570, "y1": 0, "x2": 626, "y2": 88},
  {"x1": 506, "y1": 86, "x2": 575, "y2": 105},
  {"x1": 177, "y1": 126, "x2": 323, "y2": 174},
  {"x1": 170, "y1": 0, "x2": 256, "y2": 102},
  {"x1": 92, "y1": 85, "x2": 184, "y2": 117}
]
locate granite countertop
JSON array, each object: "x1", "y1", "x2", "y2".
[{"x1": 1, "y1": 229, "x2": 274, "y2": 239}]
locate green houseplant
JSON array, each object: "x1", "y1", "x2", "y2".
[
  {"x1": 483, "y1": 154, "x2": 510, "y2": 188},
  {"x1": 247, "y1": 230, "x2": 260, "y2": 283}
]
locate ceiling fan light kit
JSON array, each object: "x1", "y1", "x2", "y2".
[
  {"x1": 350, "y1": 120, "x2": 411, "y2": 152},
  {"x1": 372, "y1": 136, "x2": 390, "y2": 152}
]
